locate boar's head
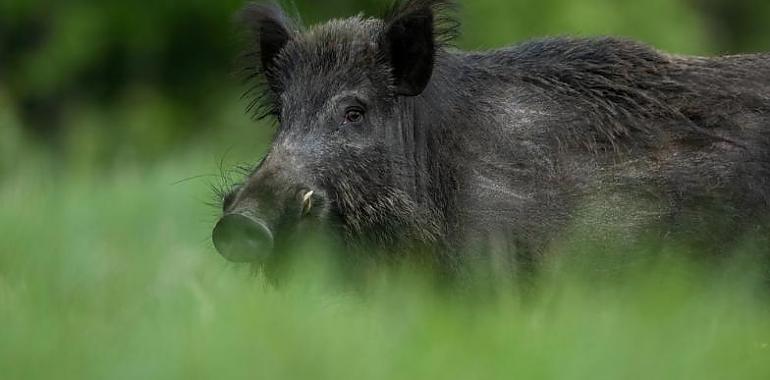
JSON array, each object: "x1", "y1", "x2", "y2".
[{"x1": 213, "y1": 1, "x2": 457, "y2": 265}]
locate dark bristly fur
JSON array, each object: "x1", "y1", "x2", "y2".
[{"x1": 216, "y1": 0, "x2": 770, "y2": 276}]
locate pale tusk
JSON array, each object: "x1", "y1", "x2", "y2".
[{"x1": 302, "y1": 190, "x2": 314, "y2": 215}]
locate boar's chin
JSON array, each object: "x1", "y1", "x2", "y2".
[
  {"x1": 316, "y1": 145, "x2": 445, "y2": 254},
  {"x1": 330, "y1": 186, "x2": 443, "y2": 253}
]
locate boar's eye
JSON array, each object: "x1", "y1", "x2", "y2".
[{"x1": 343, "y1": 107, "x2": 365, "y2": 125}]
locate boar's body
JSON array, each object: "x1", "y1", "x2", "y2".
[
  {"x1": 214, "y1": 0, "x2": 770, "y2": 274},
  {"x1": 422, "y1": 39, "x2": 770, "y2": 267}
]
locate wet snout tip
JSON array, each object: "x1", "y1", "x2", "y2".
[
  {"x1": 212, "y1": 214, "x2": 273, "y2": 263},
  {"x1": 302, "y1": 190, "x2": 314, "y2": 216}
]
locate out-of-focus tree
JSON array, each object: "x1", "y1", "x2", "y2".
[
  {"x1": 460, "y1": 0, "x2": 708, "y2": 53},
  {"x1": 694, "y1": 0, "x2": 770, "y2": 54}
]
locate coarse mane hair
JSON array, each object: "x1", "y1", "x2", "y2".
[{"x1": 500, "y1": 37, "x2": 770, "y2": 151}]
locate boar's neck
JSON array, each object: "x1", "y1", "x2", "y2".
[
  {"x1": 396, "y1": 52, "x2": 484, "y2": 242},
  {"x1": 406, "y1": 50, "x2": 573, "y2": 254}
]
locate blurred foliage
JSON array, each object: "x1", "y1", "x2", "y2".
[
  {"x1": 1, "y1": 0, "x2": 769, "y2": 170},
  {"x1": 2, "y1": 154, "x2": 770, "y2": 380}
]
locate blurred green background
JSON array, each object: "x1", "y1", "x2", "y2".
[
  {"x1": 2, "y1": 1, "x2": 770, "y2": 379},
  {"x1": 2, "y1": 0, "x2": 770, "y2": 171}
]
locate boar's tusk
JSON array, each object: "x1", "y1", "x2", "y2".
[{"x1": 302, "y1": 190, "x2": 314, "y2": 216}]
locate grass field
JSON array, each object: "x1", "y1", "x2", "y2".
[{"x1": 2, "y1": 148, "x2": 770, "y2": 380}]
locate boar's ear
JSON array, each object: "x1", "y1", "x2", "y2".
[
  {"x1": 383, "y1": 6, "x2": 435, "y2": 96},
  {"x1": 383, "y1": 0, "x2": 458, "y2": 96},
  {"x1": 237, "y1": 3, "x2": 297, "y2": 118},
  {"x1": 238, "y1": 3, "x2": 294, "y2": 81}
]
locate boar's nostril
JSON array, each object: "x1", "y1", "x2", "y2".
[{"x1": 212, "y1": 214, "x2": 273, "y2": 263}]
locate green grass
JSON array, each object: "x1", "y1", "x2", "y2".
[{"x1": 2, "y1": 150, "x2": 770, "y2": 380}]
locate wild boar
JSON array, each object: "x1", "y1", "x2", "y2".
[{"x1": 213, "y1": 0, "x2": 770, "y2": 275}]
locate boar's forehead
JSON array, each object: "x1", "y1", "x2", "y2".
[{"x1": 278, "y1": 17, "x2": 392, "y2": 106}]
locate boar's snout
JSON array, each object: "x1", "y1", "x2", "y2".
[
  {"x1": 212, "y1": 144, "x2": 328, "y2": 263},
  {"x1": 212, "y1": 213, "x2": 274, "y2": 263}
]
